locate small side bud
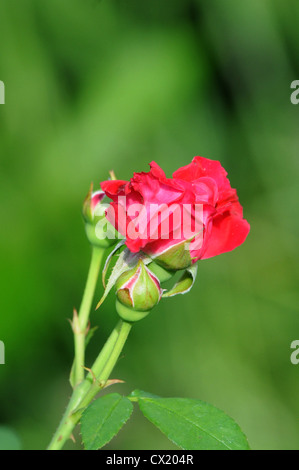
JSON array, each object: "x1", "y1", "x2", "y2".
[
  {"x1": 115, "y1": 260, "x2": 163, "y2": 322},
  {"x1": 83, "y1": 183, "x2": 119, "y2": 248}
]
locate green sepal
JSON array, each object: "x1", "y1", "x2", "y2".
[
  {"x1": 147, "y1": 262, "x2": 174, "y2": 283},
  {"x1": 163, "y1": 264, "x2": 198, "y2": 298},
  {"x1": 102, "y1": 240, "x2": 126, "y2": 288},
  {"x1": 82, "y1": 183, "x2": 95, "y2": 223}
]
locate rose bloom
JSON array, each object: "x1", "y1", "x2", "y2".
[{"x1": 101, "y1": 157, "x2": 250, "y2": 269}]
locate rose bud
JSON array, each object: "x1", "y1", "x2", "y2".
[
  {"x1": 115, "y1": 260, "x2": 163, "y2": 322},
  {"x1": 82, "y1": 183, "x2": 119, "y2": 248}
]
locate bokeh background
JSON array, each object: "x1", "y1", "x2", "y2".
[{"x1": 0, "y1": 0, "x2": 299, "y2": 450}]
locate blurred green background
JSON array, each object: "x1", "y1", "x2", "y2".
[{"x1": 0, "y1": 0, "x2": 299, "y2": 450}]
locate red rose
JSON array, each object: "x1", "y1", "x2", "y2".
[{"x1": 101, "y1": 157, "x2": 250, "y2": 269}]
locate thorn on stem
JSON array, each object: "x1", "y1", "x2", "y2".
[
  {"x1": 102, "y1": 379, "x2": 125, "y2": 389},
  {"x1": 83, "y1": 366, "x2": 97, "y2": 384},
  {"x1": 85, "y1": 321, "x2": 91, "y2": 336}
]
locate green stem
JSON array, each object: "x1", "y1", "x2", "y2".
[
  {"x1": 47, "y1": 320, "x2": 132, "y2": 450},
  {"x1": 46, "y1": 385, "x2": 85, "y2": 451},
  {"x1": 99, "y1": 321, "x2": 132, "y2": 382},
  {"x1": 79, "y1": 321, "x2": 132, "y2": 410},
  {"x1": 88, "y1": 320, "x2": 122, "y2": 378},
  {"x1": 73, "y1": 246, "x2": 105, "y2": 386}
]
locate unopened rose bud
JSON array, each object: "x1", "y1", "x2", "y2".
[
  {"x1": 115, "y1": 260, "x2": 163, "y2": 322},
  {"x1": 83, "y1": 183, "x2": 119, "y2": 248}
]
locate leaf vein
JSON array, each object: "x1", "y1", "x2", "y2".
[{"x1": 141, "y1": 398, "x2": 232, "y2": 450}]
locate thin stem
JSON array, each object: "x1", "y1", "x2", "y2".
[
  {"x1": 88, "y1": 320, "x2": 122, "y2": 378},
  {"x1": 47, "y1": 320, "x2": 132, "y2": 450},
  {"x1": 99, "y1": 321, "x2": 132, "y2": 382},
  {"x1": 46, "y1": 386, "x2": 84, "y2": 451},
  {"x1": 73, "y1": 246, "x2": 104, "y2": 386},
  {"x1": 78, "y1": 321, "x2": 132, "y2": 410}
]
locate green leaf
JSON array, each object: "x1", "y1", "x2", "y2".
[
  {"x1": 0, "y1": 426, "x2": 21, "y2": 450},
  {"x1": 81, "y1": 393, "x2": 133, "y2": 450},
  {"x1": 130, "y1": 390, "x2": 250, "y2": 450}
]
